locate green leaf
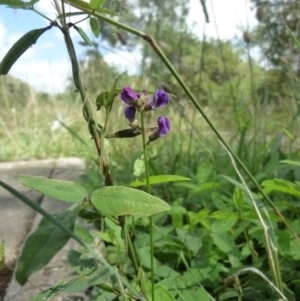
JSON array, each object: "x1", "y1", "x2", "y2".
[
  {"x1": 138, "y1": 247, "x2": 158, "y2": 269},
  {"x1": 262, "y1": 178, "x2": 300, "y2": 198},
  {"x1": 0, "y1": 240, "x2": 4, "y2": 263},
  {"x1": 282, "y1": 128, "x2": 295, "y2": 141},
  {"x1": 187, "y1": 210, "x2": 211, "y2": 229},
  {"x1": 171, "y1": 203, "x2": 186, "y2": 228},
  {"x1": 96, "y1": 90, "x2": 108, "y2": 110},
  {"x1": 133, "y1": 158, "x2": 145, "y2": 177},
  {"x1": 57, "y1": 11, "x2": 87, "y2": 18},
  {"x1": 156, "y1": 277, "x2": 186, "y2": 297},
  {"x1": 16, "y1": 203, "x2": 80, "y2": 285},
  {"x1": 0, "y1": 26, "x2": 50, "y2": 75},
  {"x1": 280, "y1": 159, "x2": 300, "y2": 167},
  {"x1": 212, "y1": 233, "x2": 240, "y2": 257},
  {"x1": 196, "y1": 161, "x2": 212, "y2": 183},
  {"x1": 181, "y1": 287, "x2": 211, "y2": 301},
  {"x1": 0, "y1": 0, "x2": 39, "y2": 8},
  {"x1": 88, "y1": 266, "x2": 112, "y2": 286},
  {"x1": 218, "y1": 175, "x2": 246, "y2": 191},
  {"x1": 63, "y1": 276, "x2": 91, "y2": 293},
  {"x1": 75, "y1": 226, "x2": 94, "y2": 244},
  {"x1": 90, "y1": 17, "x2": 100, "y2": 38},
  {"x1": 68, "y1": 250, "x2": 98, "y2": 275},
  {"x1": 130, "y1": 175, "x2": 191, "y2": 187},
  {"x1": 155, "y1": 265, "x2": 180, "y2": 278},
  {"x1": 198, "y1": 181, "x2": 219, "y2": 191},
  {"x1": 67, "y1": 0, "x2": 117, "y2": 16},
  {"x1": 144, "y1": 283, "x2": 176, "y2": 301},
  {"x1": 76, "y1": 26, "x2": 92, "y2": 46},
  {"x1": 233, "y1": 187, "x2": 244, "y2": 211},
  {"x1": 91, "y1": 186, "x2": 170, "y2": 216},
  {"x1": 210, "y1": 211, "x2": 239, "y2": 220},
  {"x1": 176, "y1": 228, "x2": 201, "y2": 253},
  {"x1": 105, "y1": 75, "x2": 120, "y2": 111},
  {"x1": 183, "y1": 260, "x2": 215, "y2": 286},
  {"x1": 15, "y1": 174, "x2": 88, "y2": 202},
  {"x1": 0, "y1": 0, "x2": 24, "y2": 6},
  {"x1": 210, "y1": 219, "x2": 238, "y2": 234},
  {"x1": 29, "y1": 277, "x2": 80, "y2": 301},
  {"x1": 29, "y1": 0, "x2": 39, "y2": 5},
  {"x1": 90, "y1": 0, "x2": 105, "y2": 10},
  {"x1": 218, "y1": 290, "x2": 239, "y2": 301},
  {"x1": 286, "y1": 25, "x2": 300, "y2": 50}
]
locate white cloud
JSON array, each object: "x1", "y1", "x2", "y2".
[
  {"x1": 36, "y1": 0, "x2": 58, "y2": 21},
  {"x1": 0, "y1": 19, "x2": 5, "y2": 40},
  {"x1": 189, "y1": 0, "x2": 258, "y2": 40},
  {"x1": 9, "y1": 59, "x2": 71, "y2": 93},
  {"x1": 103, "y1": 45, "x2": 143, "y2": 75}
]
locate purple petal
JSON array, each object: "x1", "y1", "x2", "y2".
[
  {"x1": 120, "y1": 86, "x2": 139, "y2": 105},
  {"x1": 151, "y1": 89, "x2": 169, "y2": 109},
  {"x1": 124, "y1": 106, "x2": 136, "y2": 122},
  {"x1": 157, "y1": 116, "x2": 170, "y2": 136}
]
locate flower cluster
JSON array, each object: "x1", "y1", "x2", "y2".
[{"x1": 120, "y1": 86, "x2": 170, "y2": 143}]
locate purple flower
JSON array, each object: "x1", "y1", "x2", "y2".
[
  {"x1": 151, "y1": 89, "x2": 169, "y2": 109},
  {"x1": 120, "y1": 86, "x2": 139, "y2": 105},
  {"x1": 147, "y1": 116, "x2": 170, "y2": 143},
  {"x1": 144, "y1": 89, "x2": 169, "y2": 111},
  {"x1": 157, "y1": 116, "x2": 170, "y2": 136},
  {"x1": 124, "y1": 106, "x2": 136, "y2": 123}
]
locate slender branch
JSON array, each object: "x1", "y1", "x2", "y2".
[{"x1": 140, "y1": 111, "x2": 155, "y2": 301}]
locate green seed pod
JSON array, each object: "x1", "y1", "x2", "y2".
[
  {"x1": 78, "y1": 209, "x2": 102, "y2": 220},
  {"x1": 0, "y1": 26, "x2": 51, "y2": 75}
]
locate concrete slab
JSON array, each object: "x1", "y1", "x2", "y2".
[{"x1": 0, "y1": 158, "x2": 86, "y2": 301}]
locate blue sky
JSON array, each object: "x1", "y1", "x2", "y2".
[{"x1": 0, "y1": 0, "x2": 257, "y2": 93}]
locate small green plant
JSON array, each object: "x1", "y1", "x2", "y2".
[{"x1": 1, "y1": 1, "x2": 300, "y2": 301}]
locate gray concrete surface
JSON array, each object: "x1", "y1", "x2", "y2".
[{"x1": 0, "y1": 158, "x2": 86, "y2": 301}]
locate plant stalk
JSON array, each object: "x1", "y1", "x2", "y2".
[{"x1": 140, "y1": 111, "x2": 155, "y2": 301}]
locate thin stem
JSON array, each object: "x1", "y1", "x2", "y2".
[
  {"x1": 222, "y1": 142, "x2": 283, "y2": 293},
  {"x1": 32, "y1": 7, "x2": 53, "y2": 22},
  {"x1": 56, "y1": 0, "x2": 115, "y2": 188},
  {"x1": 140, "y1": 111, "x2": 155, "y2": 301},
  {"x1": 124, "y1": 221, "x2": 139, "y2": 274}
]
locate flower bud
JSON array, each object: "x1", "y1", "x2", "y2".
[{"x1": 147, "y1": 116, "x2": 170, "y2": 144}]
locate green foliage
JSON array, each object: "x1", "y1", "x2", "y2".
[
  {"x1": 16, "y1": 203, "x2": 81, "y2": 285},
  {"x1": 0, "y1": 26, "x2": 51, "y2": 75},
  {"x1": 0, "y1": 75, "x2": 32, "y2": 109},
  {"x1": 130, "y1": 175, "x2": 191, "y2": 187},
  {"x1": 68, "y1": 250, "x2": 98, "y2": 275},
  {"x1": 250, "y1": 0, "x2": 300, "y2": 72},
  {"x1": 90, "y1": 17, "x2": 100, "y2": 38},
  {"x1": 28, "y1": 278, "x2": 81, "y2": 301},
  {"x1": 91, "y1": 186, "x2": 170, "y2": 216},
  {"x1": 76, "y1": 26, "x2": 92, "y2": 46},
  {"x1": 15, "y1": 174, "x2": 88, "y2": 202},
  {"x1": 2, "y1": 0, "x2": 300, "y2": 300}
]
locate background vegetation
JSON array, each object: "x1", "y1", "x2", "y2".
[{"x1": 1, "y1": 0, "x2": 300, "y2": 300}]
